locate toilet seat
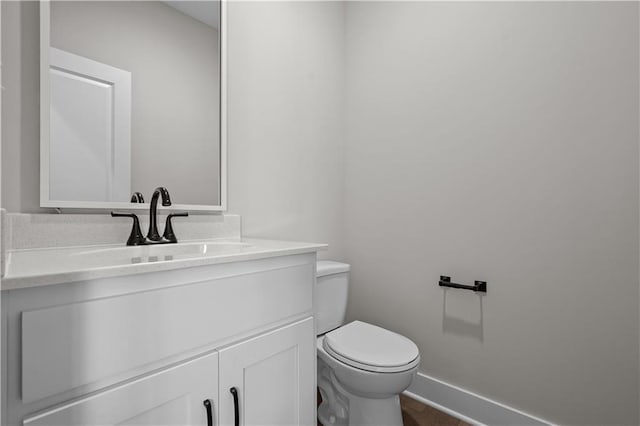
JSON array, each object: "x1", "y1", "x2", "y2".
[{"x1": 323, "y1": 321, "x2": 420, "y2": 373}]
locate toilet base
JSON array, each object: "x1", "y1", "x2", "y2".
[
  {"x1": 317, "y1": 362, "x2": 404, "y2": 426},
  {"x1": 349, "y1": 393, "x2": 403, "y2": 426},
  {"x1": 318, "y1": 390, "x2": 404, "y2": 426}
]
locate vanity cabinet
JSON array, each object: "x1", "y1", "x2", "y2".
[
  {"x1": 2, "y1": 253, "x2": 317, "y2": 426},
  {"x1": 218, "y1": 318, "x2": 315, "y2": 426}
]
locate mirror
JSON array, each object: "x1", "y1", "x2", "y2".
[{"x1": 40, "y1": 0, "x2": 226, "y2": 211}]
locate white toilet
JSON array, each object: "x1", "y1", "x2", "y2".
[{"x1": 315, "y1": 261, "x2": 420, "y2": 426}]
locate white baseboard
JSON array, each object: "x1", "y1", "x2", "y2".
[{"x1": 403, "y1": 372, "x2": 553, "y2": 426}]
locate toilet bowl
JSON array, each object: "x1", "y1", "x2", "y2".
[{"x1": 315, "y1": 262, "x2": 420, "y2": 426}]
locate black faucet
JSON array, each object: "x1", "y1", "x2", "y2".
[
  {"x1": 147, "y1": 187, "x2": 172, "y2": 242},
  {"x1": 112, "y1": 187, "x2": 188, "y2": 246}
]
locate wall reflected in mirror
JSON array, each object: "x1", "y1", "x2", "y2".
[{"x1": 48, "y1": 1, "x2": 221, "y2": 206}]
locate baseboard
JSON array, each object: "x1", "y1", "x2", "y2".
[{"x1": 403, "y1": 372, "x2": 553, "y2": 426}]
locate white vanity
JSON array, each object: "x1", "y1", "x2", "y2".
[
  {"x1": 1, "y1": 1, "x2": 325, "y2": 424},
  {"x1": 2, "y1": 234, "x2": 325, "y2": 426}
]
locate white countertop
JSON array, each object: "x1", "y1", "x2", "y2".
[{"x1": 1, "y1": 238, "x2": 327, "y2": 290}]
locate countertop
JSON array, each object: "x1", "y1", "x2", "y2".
[{"x1": 1, "y1": 238, "x2": 327, "y2": 290}]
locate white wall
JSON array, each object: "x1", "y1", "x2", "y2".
[
  {"x1": 1, "y1": 1, "x2": 41, "y2": 213},
  {"x1": 227, "y1": 1, "x2": 346, "y2": 260},
  {"x1": 343, "y1": 2, "x2": 639, "y2": 425}
]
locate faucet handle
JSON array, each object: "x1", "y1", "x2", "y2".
[
  {"x1": 130, "y1": 192, "x2": 145, "y2": 203},
  {"x1": 111, "y1": 212, "x2": 147, "y2": 246},
  {"x1": 163, "y1": 212, "x2": 189, "y2": 244}
]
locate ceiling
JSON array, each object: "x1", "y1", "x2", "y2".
[{"x1": 164, "y1": 1, "x2": 219, "y2": 30}]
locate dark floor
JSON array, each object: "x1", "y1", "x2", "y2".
[
  {"x1": 400, "y1": 394, "x2": 471, "y2": 426},
  {"x1": 317, "y1": 390, "x2": 471, "y2": 426}
]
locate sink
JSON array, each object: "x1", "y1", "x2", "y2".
[
  {"x1": 5, "y1": 241, "x2": 254, "y2": 280},
  {"x1": 71, "y1": 241, "x2": 254, "y2": 266},
  {"x1": 73, "y1": 241, "x2": 252, "y2": 259}
]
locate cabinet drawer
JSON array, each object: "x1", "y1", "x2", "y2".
[
  {"x1": 23, "y1": 351, "x2": 218, "y2": 426},
  {"x1": 21, "y1": 263, "x2": 313, "y2": 403}
]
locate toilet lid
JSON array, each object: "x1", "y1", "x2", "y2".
[{"x1": 323, "y1": 321, "x2": 420, "y2": 373}]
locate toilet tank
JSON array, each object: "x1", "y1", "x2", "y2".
[{"x1": 315, "y1": 261, "x2": 351, "y2": 335}]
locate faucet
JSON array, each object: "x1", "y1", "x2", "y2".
[
  {"x1": 147, "y1": 187, "x2": 172, "y2": 242},
  {"x1": 112, "y1": 187, "x2": 188, "y2": 246}
]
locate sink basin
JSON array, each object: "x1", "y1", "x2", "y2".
[
  {"x1": 73, "y1": 241, "x2": 252, "y2": 260},
  {"x1": 5, "y1": 240, "x2": 254, "y2": 280},
  {"x1": 71, "y1": 241, "x2": 254, "y2": 267}
]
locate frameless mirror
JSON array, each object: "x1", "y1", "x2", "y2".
[{"x1": 40, "y1": 0, "x2": 226, "y2": 211}]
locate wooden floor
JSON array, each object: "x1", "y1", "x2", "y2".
[
  {"x1": 318, "y1": 391, "x2": 470, "y2": 425},
  {"x1": 400, "y1": 394, "x2": 471, "y2": 426}
]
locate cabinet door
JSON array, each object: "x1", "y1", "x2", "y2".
[
  {"x1": 218, "y1": 318, "x2": 315, "y2": 426},
  {"x1": 23, "y1": 352, "x2": 219, "y2": 426}
]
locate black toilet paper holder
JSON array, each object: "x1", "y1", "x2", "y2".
[{"x1": 439, "y1": 276, "x2": 487, "y2": 293}]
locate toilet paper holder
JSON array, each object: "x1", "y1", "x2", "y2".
[{"x1": 439, "y1": 276, "x2": 487, "y2": 293}]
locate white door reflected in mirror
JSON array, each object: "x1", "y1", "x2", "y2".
[{"x1": 50, "y1": 48, "x2": 131, "y2": 202}]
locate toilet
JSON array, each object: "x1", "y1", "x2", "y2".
[{"x1": 315, "y1": 261, "x2": 420, "y2": 426}]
